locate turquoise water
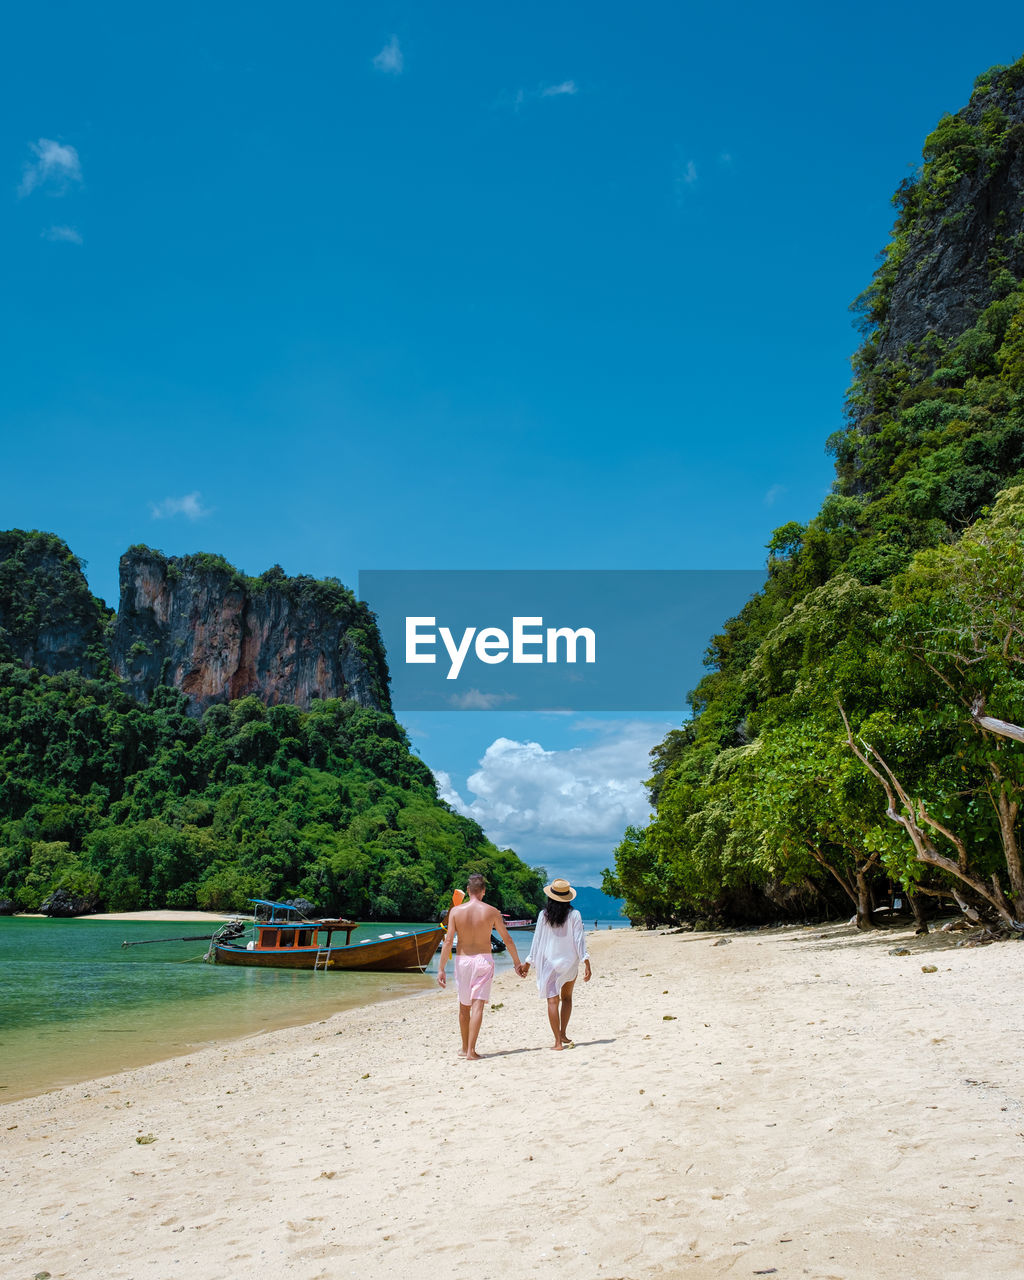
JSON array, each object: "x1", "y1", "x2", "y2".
[
  {"x1": 0, "y1": 917, "x2": 448, "y2": 1101},
  {"x1": 0, "y1": 915, "x2": 628, "y2": 1101}
]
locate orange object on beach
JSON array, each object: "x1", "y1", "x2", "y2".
[{"x1": 452, "y1": 889, "x2": 466, "y2": 907}]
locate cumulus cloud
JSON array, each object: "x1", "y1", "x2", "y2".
[
  {"x1": 19, "y1": 138, "x2": 82, "y2": 197},
  {"x1": 149, "y1": 492, "x2": 212, "y2": 521},
  {"x1": 433, "y1": 769, "x2": 472, "y2": 815},
  {"x1": 372, "y1": 35, "x2": 404, "y2": 75},
  {"x1": 41, "y1": 225, "x2": 82, "y2": 244},
  {"x1": 433, "y1": 720, "x2": 667, "y2": 847}
]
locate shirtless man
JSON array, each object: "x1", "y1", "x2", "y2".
[{"x1": 437, "y1": 873, "x2": 524, "y2": 1060}]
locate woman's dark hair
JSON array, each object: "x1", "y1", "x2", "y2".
[{"x1": 543, "y1": 898, "x2": 573, "y2": 927}]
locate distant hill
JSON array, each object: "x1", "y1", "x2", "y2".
[
  {"x1": 0, "y1": 532, "x2": 390, "y2": 717},
  {"x1": 573, "y1": 885, "x2": 627, "y2": 921},
  {"x1": 0, "y1": 533, "x2": 546, "y2": 920}
]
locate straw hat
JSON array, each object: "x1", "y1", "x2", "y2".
[{"x1": 544, "y1": 878, "x2": 576, "y2": 901}]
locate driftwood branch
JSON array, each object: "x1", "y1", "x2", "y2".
[{"x1": 950, "y1": 890, "x2": 983, "y2": 924}]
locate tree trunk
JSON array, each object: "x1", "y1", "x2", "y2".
[
  {"x1": 993, "y1": 783, "x2": 1024, "y2": 907},
  {"x1": 854, "y1": 867, "x2": 875, "y2": 930},
  {"x1": 907, "y1": 890, "x2": 928, "y2": 935}
]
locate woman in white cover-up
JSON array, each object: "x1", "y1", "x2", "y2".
[{"x1": 521, "y1": 878, "x2": 592, "y2": 1050}]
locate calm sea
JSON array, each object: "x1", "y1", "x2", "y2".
[{"x1": 0, "y1": 915, "x2": 629, "y2": 1101}]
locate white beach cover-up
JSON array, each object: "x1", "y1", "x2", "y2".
[{"x1": 525, "y1": 908, "x2": 589, "y2": 998}]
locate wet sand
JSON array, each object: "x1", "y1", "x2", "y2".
[{"x1": 2, "y1": 922, "x2": 1021, "y2": 1279}]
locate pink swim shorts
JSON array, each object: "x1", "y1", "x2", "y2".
[{"x1": 455, "y1": 952, "x2": 495, "y2": 1004}]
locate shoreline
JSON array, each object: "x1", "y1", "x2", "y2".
[
  {"x1": 80, "y1": 909, "x2": 236, "y2": 921},
  {"x1": 10, "y1": 910, "x2": 237, "y2": 921},
  {"x1": 3, "y1": 923, "x2": 1022, "y2": 1279}
]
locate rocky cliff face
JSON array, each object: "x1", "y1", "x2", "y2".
[
  {"x1": 0, "y1": 530, "x2": 111, "y2": 677},
  {"x1": 859, "y1": 62, "x2": 1024, "y2": 383},
  {"x1": 0, "y1": 533, "x2": 391, "y2": 717},
  {"x1": 110, "y1": 549, "x2": 391, "y2": 716}
]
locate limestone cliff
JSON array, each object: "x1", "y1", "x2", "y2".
[
  {"x1": 109, "y1": 548, "x2": 391, "y2": 715},
  {"x1": 0, "y1": 530, "x2": 111, "y2": 677},
  {"x1": 855, "y1": 60, "x2": 1024, "y2": 400}
]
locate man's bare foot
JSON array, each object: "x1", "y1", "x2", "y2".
[
  {"x1": 465, "y1": 1050, "x2": 482, "y2": 1061},
  {"x1": 550, "y1": 1042, "x2": 563, "y2": 1051},
  {"x1": 458, "y1": 1049, "x2": 467, "y2": 1058}
]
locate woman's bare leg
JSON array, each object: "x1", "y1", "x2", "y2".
[
  {"x1": 546, "y1": 995, "x2": 562, "y2": 1049},
  {"x1": 559, "y1": 978, "x2": 577, "y2": 1044}
]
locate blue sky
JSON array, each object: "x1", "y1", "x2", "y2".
[{"x1": 3, "y1": 3, "x2": 1023, "y2": 885}]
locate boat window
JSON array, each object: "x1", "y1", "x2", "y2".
[
  {"x1": 262, "y1": 929, "x2": 279, "y2": 947},
  {"x1": 298, "y1": 930, "x2": 312, "y2": 947}
]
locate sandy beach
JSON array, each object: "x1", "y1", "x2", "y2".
[
  {"x1": 13, "y1": 912, "x2": 236, "y2": 922},
  {"x1": 79, "y1": 911, "x2": 236, "y2": 922},
  {"x1": 2, "y1": 921, "x2": 1022, "y2": 1279}
]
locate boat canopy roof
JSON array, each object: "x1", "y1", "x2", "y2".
[{"x1": 247, "y1": 899, "x2": 357, "y2": 930}]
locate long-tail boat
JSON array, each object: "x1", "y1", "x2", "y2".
[
  {"x1": 206, "y1": 900, "x2": 444, "y2": 972},
  {"x1": 501, "y1": 913, "x2": 536, "y2": 930}
]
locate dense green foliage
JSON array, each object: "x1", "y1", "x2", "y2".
[
  {"x1": 0, "y1": 668, "x2": 545, "y2": 919},
  {"x1": 606, "y1": 59, "x2": 1024, "y2": 929},
  {"x1": 0, "y1": 530, "x2": 112, "y2": 675}
]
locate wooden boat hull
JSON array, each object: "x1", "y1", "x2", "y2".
[{"x1": 212, "y1": 926, "x2": 445, "y2": 972}]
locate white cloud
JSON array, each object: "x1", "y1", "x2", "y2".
[
  {"x1": 42, "y1": 225, "x2": 82, "y2": 244},
  {"x1": 372, "y1": 35, "x2": 404, "y2": 75},
  {"x1": 764, "y1": 484, "x2": 786, "y2": 507},
  {"x1": 433, "y1": 720, "x2": 667, "y2": 848},
  {"x1": 497, "y1": 80, "x2": 580, "y2": 113},
  {"x1": 540, "y1": 80, "x2": 578, "y2": 97},
  {"x1": 433, "y1": 769, "x2": 472, "y2": 816},
  {"x1": 19, "y1": 138, "x2": 82, "y2": 197},
  {"x1": 149, "y1": 492, "x2": 212, "y2": 521}
]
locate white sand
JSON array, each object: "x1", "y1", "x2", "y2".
[
  {"x1": 14, "y1": 911, "x2": 235, "y2": 922},
  {"x1": 2, "y1": 922, "x2": 1022, "y2": 1279},
  {"x1": 79, "y1": 910, "x2": 236, "y2": 922}
]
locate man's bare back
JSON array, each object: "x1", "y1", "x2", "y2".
[
  {"x1": 448, "y1": 897, "x2": 502, "y2": 954},
  {"x1": 436, "y1": 875, "x2": 525, "y2": 1060}
]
